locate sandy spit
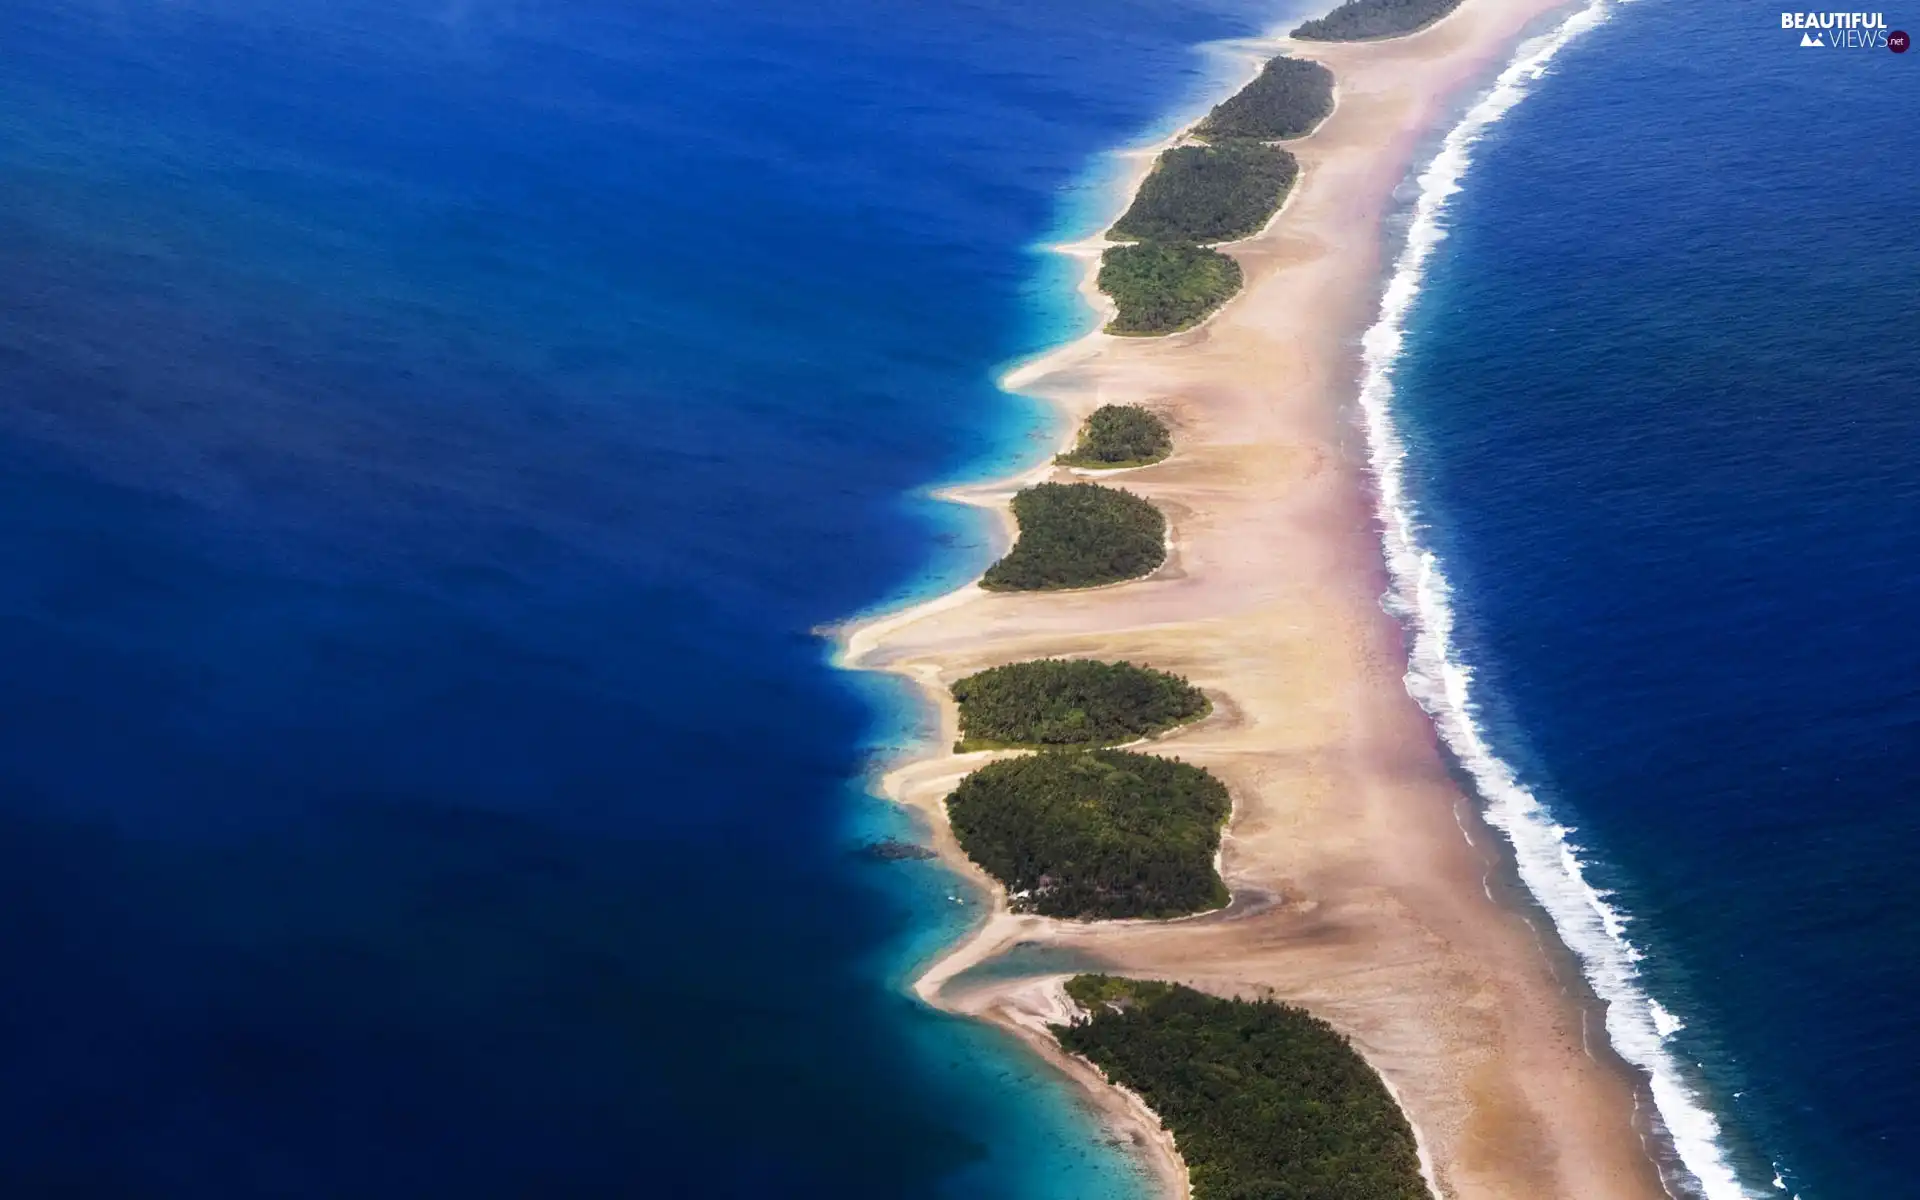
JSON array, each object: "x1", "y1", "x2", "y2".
[{"x1": 837, "y1": 1, "x2": 1676, "y2": 1196}]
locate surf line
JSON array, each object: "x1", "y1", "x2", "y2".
[{"x1": 1349, "y1": 1, "x2": 1768, "y2": 1197}]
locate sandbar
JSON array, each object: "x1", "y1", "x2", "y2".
[{"x1": 840, "y1": 1, "x2": 1677, "y2": 1195}]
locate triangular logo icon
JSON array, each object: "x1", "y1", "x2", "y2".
[{"x1": 1801, "y1": 30, "x2": 1824, "y2": 45}]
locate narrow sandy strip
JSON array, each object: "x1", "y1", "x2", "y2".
[{"x1": 838, "y1": 1, "x2": 1676, "y2": 1196}]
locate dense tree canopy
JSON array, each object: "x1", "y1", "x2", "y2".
[
  {"x1": 1095, "y1": 56, "x2": 1335, "y2": 334},
  {"x1": 1109, "y1": 142, "x2": 1299, "y2": 245},
  {"x1": 947, "y1": 750, "x2": 1231, "y2": 920},
  {"x1": 1195, "y1": 56, "x2": 1335, "y2": 141},
  {"x1": 1098, "y1": 243, "x2": 1242, "y2": 336},
  {"x1": 981, "y1": 482, "x2": 1166, "y2": 591},
  {"x1": 1057, "y1": 404, "x2": 1173, "y2": 468},
  {"x1": 1293, "y1": 0, "x2": 1463, "y2": 41},
  {"x1": 951, "y1": 658, "x2": 1209, "y2": 750},
  {"x1": 1056, "y1": 977, "x2": 1429, "y2": 1200}
]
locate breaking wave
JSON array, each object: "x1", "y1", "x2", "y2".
[{"x1": 1350, "y1": 3, "x2": 1763, "y2": 1197}]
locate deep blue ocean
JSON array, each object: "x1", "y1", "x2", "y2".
[
  {"x1": 5, "y1": 0, "x2": 1916, "y2": 1197},
  {"x1": 1390, "y1": 3, "x2": 1920, "y2": 1197},
  {"x1": 0, "y1": 0, "x2": 1275, "y2": 1195}
]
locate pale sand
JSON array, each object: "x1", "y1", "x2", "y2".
[{"x1": 839, "y1": 1, "x2": 1677, "y2": 1197}]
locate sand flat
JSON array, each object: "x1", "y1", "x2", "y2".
[{"x1": 843, "y1": 1, "x2": 1673, "y2": 1196}]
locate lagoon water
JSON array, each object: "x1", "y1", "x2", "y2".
[
  {"x1": 5, "y1": 0, "x2": 1917, "y2": 1197},
  {"x1": 0, "y1": 0, "x2": 1273, "y2": 1194}
]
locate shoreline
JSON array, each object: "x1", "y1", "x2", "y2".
[{"x1": 837, "y1": 1, "x2": 1678, "y2": 1196}]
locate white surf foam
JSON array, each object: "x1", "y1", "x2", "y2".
[
  {"x1": 1650, "y1": 999, "x2": 1685, "y2": 1039},
  {"x1": 1350, "y1": 4, "x2": 1764, "y2": 1197}
]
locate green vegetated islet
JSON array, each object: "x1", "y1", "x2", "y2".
[
  {"x1": 1055, "y1": 976, "x2": 1429, "y2": 1200},
  {"x1": 1293, "y1": 0, "x2": 1463, "y2": 41},
  {"x1": 1057, "y1": 404, "x2": 1173, "y2": 469},
  {"x1": 1099, "y1": 243, "x2": 1243, "y2": 337},
  {"x1": 952, "y1": 658, "x2": 1208, "y2": 750},
  {"x1": 946, "y1": 750, "x2": 1230, "y2": 919},
  {"x1": 1194, "y1": 56, "x2": 1335, "y2": 141},
  {"x1": 1098, "y1": 56, "x2": 1331, "y2": 335},
  {"x1": 1109, "y1": 142, "x2": 1299, "y2": 245},
  {"x1": 981, "y1": 482, "x2": 1165, "y2": 591}
]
